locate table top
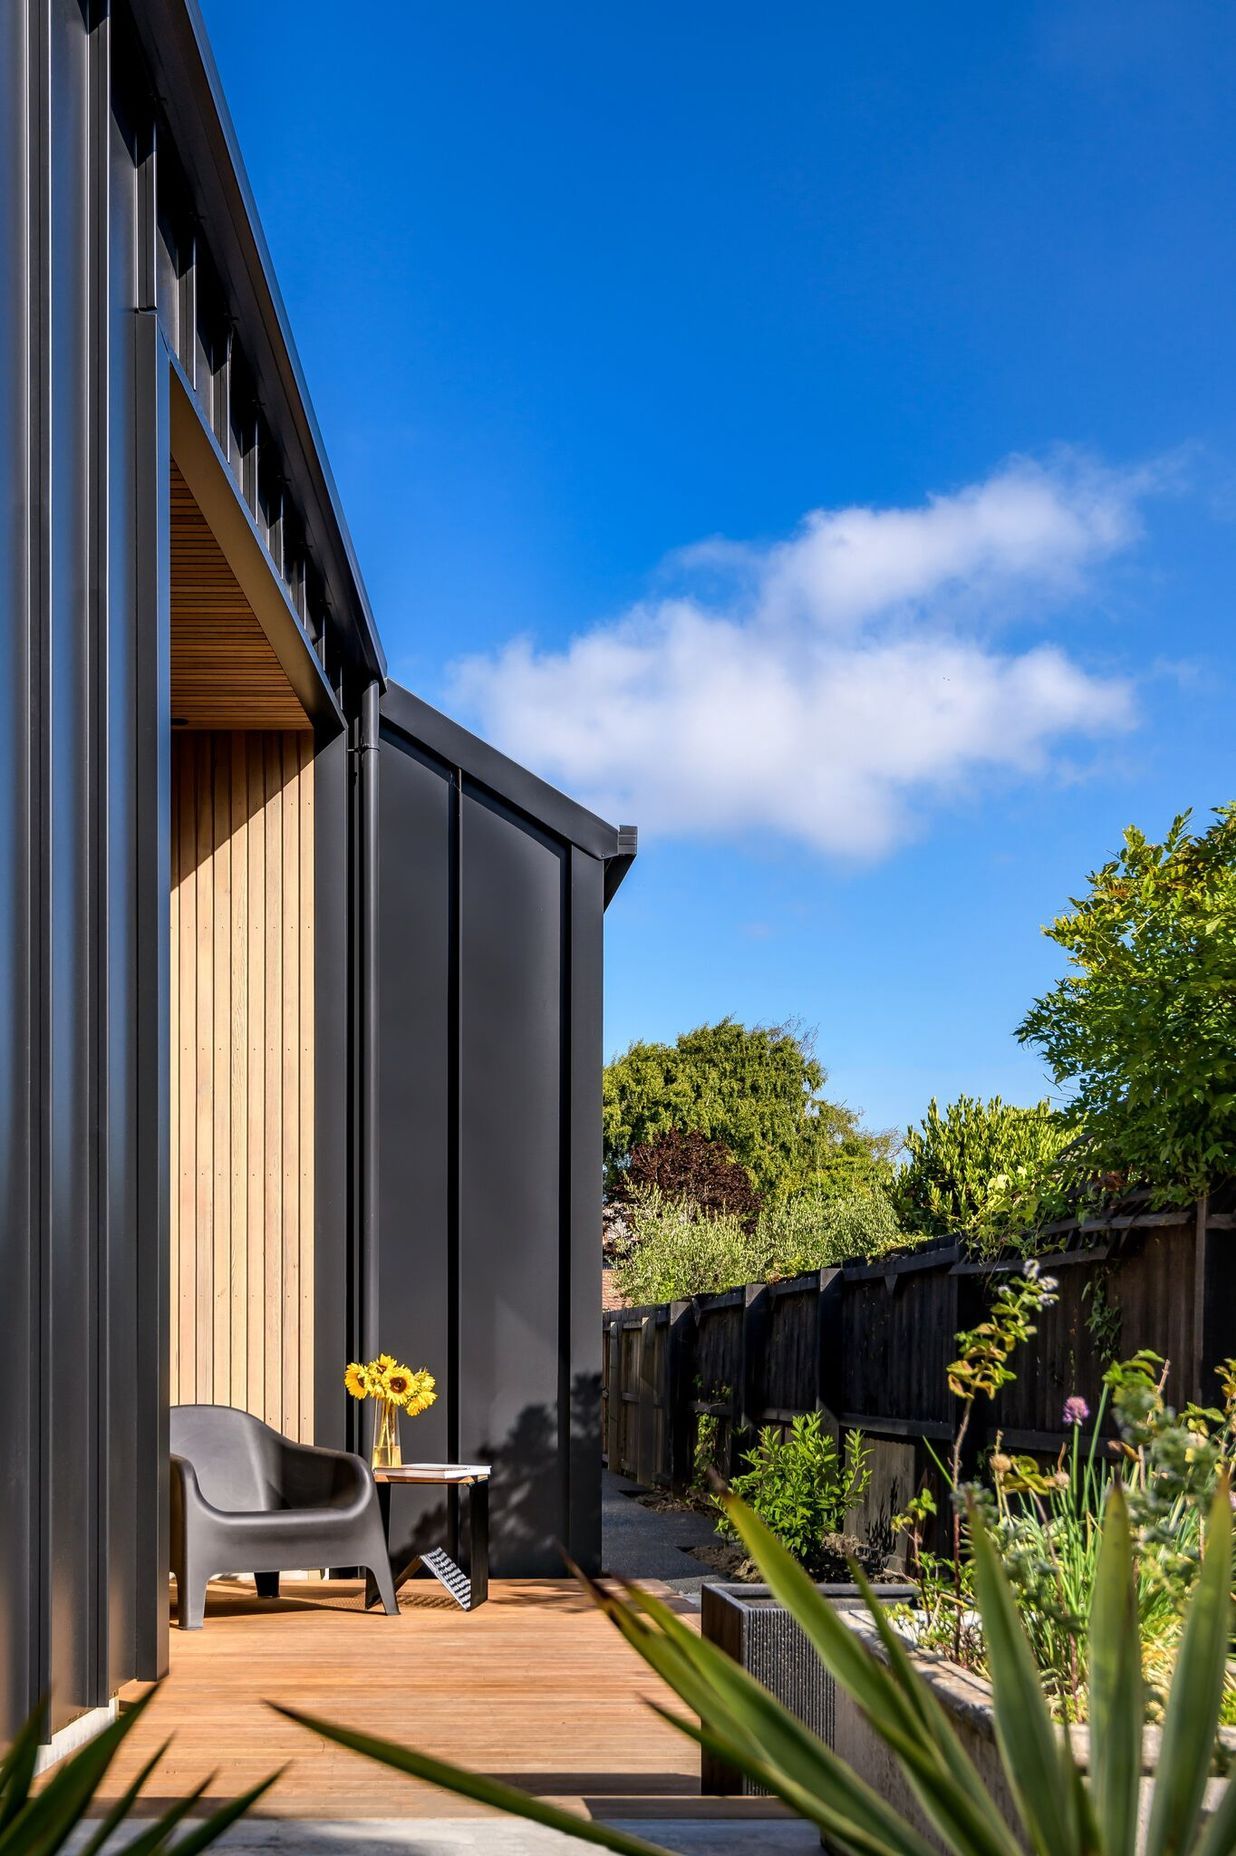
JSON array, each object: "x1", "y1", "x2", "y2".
[{"x1": 372, "y1": 1462, "x2": 491, "y2": 1485}]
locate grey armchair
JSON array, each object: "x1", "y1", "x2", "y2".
[{"x1": 170, "y1": 1404, "x2": 399, "y2": 1629}]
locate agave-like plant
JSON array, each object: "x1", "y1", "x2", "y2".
[
  {"x1": 276, "y1": 1474, "x2": 1236, "y2": 1856},
  {"x1": 0, "y1": 1688, "x2": 276, "y2": 1856}
]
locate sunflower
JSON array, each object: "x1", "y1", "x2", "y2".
[
  {"x1": 402, "y1": 1369, "x2": 437, "y2": 1417},
  {"x1": 381, "y1": 1364, "x2": 415, "y2": 1404},
  {"x1": 344, "y1": 1352, "x2": 438, "y2": 1411}
]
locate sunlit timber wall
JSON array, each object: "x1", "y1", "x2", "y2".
[{"x1": 170, "y1": 731, "x2": 316, "y2": 1440}]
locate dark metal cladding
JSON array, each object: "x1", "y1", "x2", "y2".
[
  {"x1": 0, "y1": 0, "x2": 38, "y2": 1742},
  {"x1": 0, "y1": 0, "x2": 634, "y2": 1742},
  {"x1": 370, "y1": 729, "x2": 455, "y2": 1560},
  {"x1": 374, "y1": 689, "x2": 623, "y2": 1577},
  {"x1": 0, "y1": 0, "x2": 173, "y2": 1737}
]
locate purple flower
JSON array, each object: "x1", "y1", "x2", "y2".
[{"x1": 1062, "y1": 1396, "x2": 1090, "y2": 1428}]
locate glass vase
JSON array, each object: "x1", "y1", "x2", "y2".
[{"x1": 371, "y1": 1397, "x2": 402, "y2": 1470}]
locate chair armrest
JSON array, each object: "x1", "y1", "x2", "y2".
[
  {"x1": 277, "y1": 1438, "x2": 372, "y2": 1512},
  {"x1": 170, "y1": 1452, "x2": 211, "y2": 1513}
]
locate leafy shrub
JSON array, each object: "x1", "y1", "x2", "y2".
[
  {"x1": 723, "y1": 1413, "x2": 870, "y2": 1573},
  {"x1": 609, "y1": 1187, "x2": 768, "y2": 1304},
  {"x1": 613, "y1": 1180, "x2": 904, "y2": 1304},
  {"x1": 691, "y1": 1403, "x2": 726, "y2": 1494},
  {"x1": 758, "y1": 1185, "x2": 903, "y2": 1273},
  {"x1": 1017, "y1": 806, "x2": 1236, "y2": 1199},
  {"x1": 897, "y1": 1093, "x2": 1072, "y2": 1243},
  {"x1": 615, "y1": 1127, "x2": 761, "y2": 1228}
]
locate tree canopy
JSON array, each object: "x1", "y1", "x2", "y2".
[
  {"x1": 603, "y1": 1019, "x2": 894, "y2": 1201},
  {"x1": 1016, "y1": 806, "x2": 1236, "y2": 1197}
]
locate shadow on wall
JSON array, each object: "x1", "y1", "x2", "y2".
[
  {"x1": 386, "y1": 1374, "x2": 602, "y2": 1580},
  {"x1": 847, "y1": 1437, "x2": 915, "y2": 1570}
]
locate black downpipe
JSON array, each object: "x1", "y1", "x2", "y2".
[{"x1": 358, "y1": 682, "x2": 381, "y2": 1387}]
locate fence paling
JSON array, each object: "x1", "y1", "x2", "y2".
[{"x1": 601, "y1": 1207, "x2": 1236, "y2": 1508}]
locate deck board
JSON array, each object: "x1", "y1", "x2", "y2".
[{"x1": 92, "y1": 1579, "x2": 776, "y2": 1822}]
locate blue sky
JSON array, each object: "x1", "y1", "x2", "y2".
[{"x1": 201, "y1": 0, "x2": 1236, "y2": 1142}]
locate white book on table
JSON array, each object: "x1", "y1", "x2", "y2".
[{"x1": 378, "y1": 1463, "x2": 491, "y2": 1481}]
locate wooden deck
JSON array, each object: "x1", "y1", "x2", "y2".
[{"x1": 97, "y1": 1578, "x2": 780, "y2": 1823}]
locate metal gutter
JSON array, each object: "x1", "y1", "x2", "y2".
[
  {"x1": 120, "y1": 0, "x2": 387, "y2": 684},
  {"x1": 603, "y1": 825, "x2": 638, "y2": 908}
]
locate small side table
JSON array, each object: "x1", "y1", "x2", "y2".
[{"x1": 365, "y1": 1463, "x2": 491, "y2": 1612}]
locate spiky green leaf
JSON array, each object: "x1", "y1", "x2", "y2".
[
  {"x1": 970, "y1": 1502, "x2": 1081, "y2": 1856},
  {"x1": 1145, "y1": 1476, "x2": 1233, "y2": 1856},
  {"x1": 1088, "y1": 1484, "x2": 1143, "y2": 1856}
]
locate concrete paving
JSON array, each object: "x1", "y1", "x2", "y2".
[
  {"x1": 206, "y1": 1821, "x2": 820, "y2": 1854},
  {"x1": 600, "y1": 1470, "x2": 725, "y2": 1594}
]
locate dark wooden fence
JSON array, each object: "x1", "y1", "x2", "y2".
[{"x1": 602, "y1": 1200, "x2": 1236, "y2": 1546}]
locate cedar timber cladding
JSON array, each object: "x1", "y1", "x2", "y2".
[{"x1": 171, "y1": 733, "x2": 315, "y2": 1440}]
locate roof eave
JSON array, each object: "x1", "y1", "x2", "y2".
[{"x1": 124, "y1": 0, "x2": 387, "y2": 685}]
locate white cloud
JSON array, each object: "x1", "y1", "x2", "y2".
[{"x1": 447, "y1": 456, "x2": 1143, "y2": 856}]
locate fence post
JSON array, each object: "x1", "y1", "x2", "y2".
[
  {"x1": 815, "y1": 1267, "x2": 844, "y2": 1426},
  {"x1": 635, "y1": 1315, "x2": 659, "y2": 1486},
  {"x1": 667, "y1": 1298, "x2": 698, "y2": 1493},
  {"x1": 736, "y1": 1281, "x2": 771, "y2": 1475},
  {"x1": 601, "y1": 1315, "x2": 609, "y2": 1463},
  {"x1": 1191, "y1": 1193, "x2": 1236, "y2": 1406},
  {"x1": 951, "y1": 1263, "x2": 988, "y2": 1481},
  {"x1": 605, "y1": 1317, "x2": 622, "y2": 1471}
]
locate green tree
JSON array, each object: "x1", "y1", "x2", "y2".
[
  {"x1": 1017, "y1": 806, "x2": 1236, "y2": 1198},
  {"x1": 897, "y1": 1093, "x2": 1071, "y2": 1239},
  {"x1": 603, "y1": 1019, "x2": 893, "y2": 1201}
]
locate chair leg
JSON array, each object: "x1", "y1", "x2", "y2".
[
  {"x1": 254, "y1": 1572, "x2": 280, "y2": 1600},
  {"x1": 174, "y1": 1569, "x2": 207, "y2": 1630},
  {"x1": 367, "y1": 1555, "x2": 399, "y2": 1616}
]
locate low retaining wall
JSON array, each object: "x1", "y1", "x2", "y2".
[{"x1": 833, "y1": 1609, "x2": 1236, "y2": 1848}]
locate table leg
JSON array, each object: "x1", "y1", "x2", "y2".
[
  {"x1": 365, "y1": 1479, "x2": 489, "y2": 1612},
  {"x1": 466, "y1": 1479, "x2": 489, "y2": 1609}
]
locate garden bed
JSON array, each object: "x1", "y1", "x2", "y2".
[
  {"x1": 834, "y1": 1609, "x2": 1236, "y2": 1842},
  {"x1": 689, "y1": 1532, "x2": 893, "y2": 1584}
]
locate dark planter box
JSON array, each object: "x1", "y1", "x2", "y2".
[{"x1": 699, "y1": 1581, "x2": 917, "y2": 1795}]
